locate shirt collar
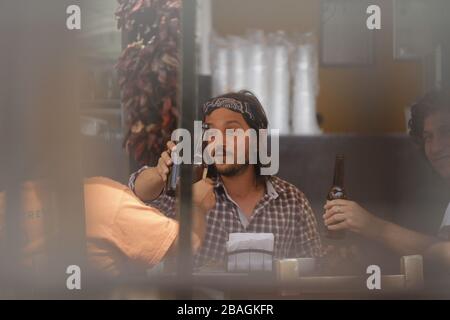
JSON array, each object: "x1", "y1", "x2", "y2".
[
  {"x1": 266, "y1": 178, "x2": 279, "y2": 199},
  {"x1": 213, "y1": 175, "x2": 281, "y2": 200}
]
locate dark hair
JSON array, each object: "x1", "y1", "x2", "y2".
[
  {"x1": 409, "y1": 88, "x2": 450, "y2": 148},
  {"x1": 202, "y1": 90, "x2": 270, "y2": 177}
]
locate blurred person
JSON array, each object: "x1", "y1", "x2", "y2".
[
  {"x1": 130, "y1": 90, "x2": 323, "y2": 268},
  {"x1": 83, "y1": 177, "x2": 208, "y2": 277},
  {"x1": 0, "y1": 177, "x2": 209, "y2": 278},
  {"x1": 323, "y1": 89, "x2": 450, "y2": 269}
]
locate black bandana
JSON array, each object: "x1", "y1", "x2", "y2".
[{"x1": 202, "y1": 95, "x2": 268, "y2": 130}]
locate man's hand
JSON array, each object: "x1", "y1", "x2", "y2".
[
  {"x1": 156, "y1": 140, "x2": 176, "y2": 183},
  {"x1": 190, "y1": 177, "x2": 216, "y2": 249},
  {"x1": 323, "y1": 201, "x2": 439, "y2": 257},
  {"x1": 323, "y1": 200, "x2": 384, "y2": 238},
  {"x1": 192, "y1": 177, "x2": 216, "y2": 213}
]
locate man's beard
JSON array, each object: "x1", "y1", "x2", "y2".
[{"x1": 215, "y1": 163, "x2": 248, "y2": 177}]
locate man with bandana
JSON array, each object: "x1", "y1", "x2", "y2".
[{"x1": 130, "y1": 90, "x2": 323, "y2": 267}]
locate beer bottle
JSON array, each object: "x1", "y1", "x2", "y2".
[
  {"x1": 326, "y1": 154, "x2": 347, "y2": 239},
  {"x1": 166, "y1": 143, "x2": 180, "y2": 197}
]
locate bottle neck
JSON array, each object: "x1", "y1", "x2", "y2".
[{"x1": 333, "y1": 156, "x2": 345, "y2": 187}]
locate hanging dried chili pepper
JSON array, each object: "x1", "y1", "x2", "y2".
[{"x1": 116, "y1": 0, "x2": 181, "y2": 165}]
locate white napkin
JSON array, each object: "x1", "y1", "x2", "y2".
[{"x1": 226, "y1": 233, "x2": 274, "y2": 272}]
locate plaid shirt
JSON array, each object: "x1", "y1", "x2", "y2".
[{"x1": 129, "y1": 166, "x2": 323, "y2": 267}]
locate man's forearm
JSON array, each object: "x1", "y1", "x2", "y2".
[
  {"x1": 372, "y1": 218, "x2": 439, "y2": 256},
  {"x1": 134, "y1": 167, "x2": 165, "y2": 202}
]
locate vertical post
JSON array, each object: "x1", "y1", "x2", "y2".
[
  {"x1": 1, "y1": 0, "x2": 87, "y2": 297},
  {"x1": 178, "y1": 0, "x2": 198, "y2": 299},
  {"x1": 196, "y1": 0, "x2": 213, "y2": 108},
  {"x1": 442, "y1": 41, "x2": 450, "y2": 88},
  {"x1": 0, "y1": 2, "x2": 24, "y2": 297}
]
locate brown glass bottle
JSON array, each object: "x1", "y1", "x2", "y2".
[
  {"x1": 326, "y1": 155, "x2": 347, "y2": 239},
  {"x1": 165, "y1": 141, "x2": 181, "y2": 197},
  {"x1": 166, "y1": 163, "x2": 180, "y2": 197}
]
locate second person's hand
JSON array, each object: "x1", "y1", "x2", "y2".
[
  {"x1": 323, "y1": 199, "x2": 383, "y2": 238},
  {"x1": 192, "y1": 177, "x2": 216, "y2": 213}
]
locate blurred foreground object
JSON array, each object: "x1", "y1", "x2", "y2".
[{"x1": 275, "y1": 255, "x2": 424, "y2": 294}]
